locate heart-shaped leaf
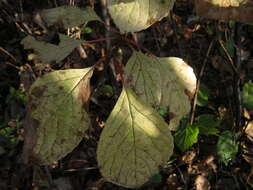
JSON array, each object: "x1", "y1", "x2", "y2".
[
  {"x1": 40, "y1": 5, "x2": 101, "y2": 29},
  {"x1": 22, "y1": 68, "x2": 93, "y2": 165},
  {"x1": 21, "y1": 34, "x2": 83, "y2": 64},
  {"x1": 174, "y1": 124, "x2": 199, "y2": 151},
  {"x1": 107, "y1": 0, "x2": 175, "y2": 33},
  {"x1": 124, "y1": 51, "x2": 196, "y2": 130},
  {"x1": 97, "y1": 87, "x2": 174, "y2": 188}
]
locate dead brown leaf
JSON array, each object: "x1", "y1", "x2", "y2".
[
  {"x1": 245, "y1": 121, "x2": 253, "y2": 141},
  {"x1": 195, "y1": 175, "x2": 210, "y2": 190},
  {"x1": 182, "y1": 150, "x2": 197, "y2": 164},
  {"x1": 195, "y1": 0, "x2": 253, "y2": 24}
]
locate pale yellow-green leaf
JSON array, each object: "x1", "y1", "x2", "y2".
[
  {"x1": 21, "y1": 34, "x2": 82, "y2": 64},
  {"x1": 40, "y1": 6, "x2": 101, "y2": 29},
  {"x1": 97, "y1": 87, "x2": 174, "y2": 188},
  {"x1": 22, "y1": 68, "x2": 93, "y2": 165},
  {"x1": 108, "y1": 0, "x2": 175, "y2": 33},
  {"x1": 124, "y1": 51, "x2": 196, "y2": 130}
]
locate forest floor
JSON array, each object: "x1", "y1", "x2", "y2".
[{"x1": 1, "y1": 0, "x2": 253, "y2": 189}]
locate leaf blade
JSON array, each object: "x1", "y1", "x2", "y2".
[
  {"x1": 22, "y1": 68, "x2": 93, "y2": 165},
  {"x1": 243, "y1": 82, "x2": 253, "y2": 110},
  {"x1": 124, "y1": 51, "x2": 197, "y2": 130},
  {"x1": 21, "y1": 34, "x2": 83, "y2": 64},
  {"x1": 174, "y1": 124, "x2": 199, "y2": 151},
  {"x1": 97, "y1": 87, "x2": 174, "y2": 188},
  {"x1": 108, "y1": 0, "x2": 175, "y2": 33},
  {"x1": 217, "y1": 130, "x2": 238, "y2": 165},
  {"x1": 40, "y1": 6, "x2": 101, "y2": 29}
]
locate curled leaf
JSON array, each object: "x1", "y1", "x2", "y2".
[
  {"x1": 97, "y1": 87, "x2": 174, "y2": 188},
  {"x1": 21, "y1": 34, "x2": 83, "y2": 64},
  {"x1": 124, "y1": 51, "x2": 196, "y2": 130},
  {"x1": 40, "y1": 6, "x2": 101, "y2": 29},
  {"x1": 107, "y1": 0, "x2": 175, "y2": 33},
  {"x1": 22, "y1": 68, "x2": 93, "y2": 165},
  {"x1": 195, "y1": 0, "x2": 253, "y2": 24}
]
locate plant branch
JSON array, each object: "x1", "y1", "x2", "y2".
[{"x1": 190, "y1": 40, "x2": 214, "y2": 125}]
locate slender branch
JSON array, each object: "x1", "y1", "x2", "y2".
[
  {"x1": 190, "y1": 40, "x2": 214, "y2": 124},
  {"x1": 234, "y1": 23, "x2": 243, "y2": 130},
  {"x1": 0, "y1": 47, "x2": 20, "y2": 70},
  {"x1": 218, "y1": 39, "x2": 238, "y2": 74}
]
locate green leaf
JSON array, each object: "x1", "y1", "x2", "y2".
[
  {"x1": 6, "y1": 87, "x2": 26, "y2": 103},
  {"x1": 82, "y1": 26, "x2": 93, "y2": 34},
  {"x1": 174, "y1": 124, "x2": 199, "y2": 151},
  {"x1": 223, "y1": 38, "x2": 235, "y2": 58},
  {"x1": 149, "y1": 173, "x2": 163, "y2": 184},
  {"x1": 242, "y1": 82, "x2": 253, "y2": 110},
  {"x1": 97, "y1": 87, "x2": 174, "y2": 188},
  {"x1": 124, "y1": 51, "x2": 196, "y2": 130},
  {"x1": 217, "y1": 130, "x2": 238, "y2": 165},
  {"x1": 195, "y1": 114, "x2": 220, "y2": 135},
  {"x1": 40, "y1": 6, "x2": 101, "y2": 29},
  {"x1": 100, "y1": 85, "x2": 114, "y2": 97},
  {"x1": 197, "y1": 83, "x2": 210, "y2": 107},
  {"x1": 21, "y1": 68, "x2": 93, "y2": 165},
  {"x1": 107, "y1": 0, "x2": 175, "y2": 33},
  {"x1": 21, "y1": 34, "x2": 83, "y2": 64},
  {"x1": 158, "y1": 107, "x2": 168, "y2": 118}
]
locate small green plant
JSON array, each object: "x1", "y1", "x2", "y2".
[{"x1": 19, "y1": 0, "x2": 253, "y2": 188}]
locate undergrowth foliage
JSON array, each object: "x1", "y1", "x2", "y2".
[{"x1": 20, "y1": 0, "x2": 253, "y2": 188}]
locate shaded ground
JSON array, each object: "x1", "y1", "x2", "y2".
[{"x1": 1, "y1": 0, "x2": 253, "y2": 189}]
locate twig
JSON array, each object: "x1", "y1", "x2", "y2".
[
  {"x1": 0, "y1": 47, "x2": 20, "y2": 70},
  {"x1": 170, "y1": 13, "x2": 183, "y2": 58},
  {"x1": 175, "y1": 164, "x2": 188, "y2": 190},
  {"x1": 123, "y1": 36, "x2": 155, "y2": 56},
  {"x1": 100, "y1": 21, "x2": 154, "y2": 55},
  {"x1": 234, "y1": 23, "x2": 243, "y2": 130},
  {"x1": 190, "y1": 40, "x2": 214, "y2": 124},
  {"x1": 44, "y1": 166, "x2": 55, "y2": 190},
  {"x1": 84, "y1": 37, "x2": 116, "y2": 45},
  {"x1": 218, "y1": 39, "x2": 238, "y2": 74},
  {"x1": 100, "y1": 0, "x2": 111, "y2": 53}
]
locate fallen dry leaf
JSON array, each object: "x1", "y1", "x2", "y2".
[
  {"x1": 182, "y1": 150, "x2": 197, "y2": 164},
  {"x1": 195, "y1": 175, "x2": 210, "y2": 190},
  {"x1": 245, "y1": 121, "x2": 253, "y2": 141},
  {"x1": 195, "y1": 0, "x2": 253, "y2": 24}
]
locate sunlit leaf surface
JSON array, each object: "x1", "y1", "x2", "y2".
[
  {"x1": 124, "y1": 51, "x2": 196, "y2": 130},
  {"x1": 107, "y1": 0, "x2": 175, "y2": 32},
  {"x1": 97, "y1": 87, "x2": 174, "y2": 188}
]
